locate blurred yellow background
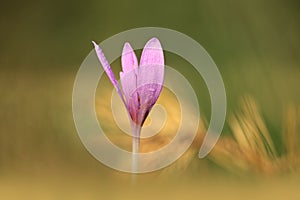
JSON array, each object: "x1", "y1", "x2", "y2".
[{"x1": 1, "y1": 0, "x2": 300, "y2": 199}]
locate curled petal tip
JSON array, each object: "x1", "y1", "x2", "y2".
[
  {"x1": 119, "y1": 71, "x2": 124, "y2": 78},
  {"x1": 92, "y1": 41, "x2": 98, "y2": 48}
]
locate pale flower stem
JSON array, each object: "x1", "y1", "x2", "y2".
[
  {"x1": 131, "y1": 123, "x2": 141, "y2": 175},
  {"x1": 132, "y1": 136, "x2": 140, "y2": 171}
]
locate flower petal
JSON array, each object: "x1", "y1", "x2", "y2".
[
  {"x1": 92, "y1": 41, "x2": 125, "y2": 104},
  {"x1": 120, "y1": 42, "x2": 140, "y2": 119},
  {"x1": 135, "y1": 38, "x2": 164, "y2": 125},
  {"x1": 120, "y1": 70, "x2": 139, "y2": 121},
  {"x1": 120, "y1": 42, "x2": 139, "y2": 103},
  {"x1": 139, "y1": 38, "x2": 164, "y2": 94},
  {"x1": 135, "y1": 65, "x2": 164, "y2": 125},
  {"x1": 121, "y1": 42, "x2": 138, "y2": 73},
  {"x1": 140, "y1": 37, "x2": 164, "y2": 67}
]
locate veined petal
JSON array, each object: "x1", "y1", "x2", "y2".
[
  {"x1": 121, "y1": 42, "x2": 138, "y2": 73},
  {"x1": 120, "y1": 42, "x2": 139, "y2": 106},
  {"x1": 92, "y1": 41, "x2": 125, "y2": 104},
  {"x1": 135, "y1": 38, "x2": 165, "y2": 126},
  {"x1": 120, "y1": 70, "x2": 139, "y2": 121},
  {"x1": 136, "y1": 65, "x2": 164, "y2": 125},
  {"x1": 140, "y1": 37, "x2": 164, "y2": 67}
]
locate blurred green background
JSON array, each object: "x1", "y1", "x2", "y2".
[{"x1": 1, "y1": 0, "x2": 300, "y2": 199}]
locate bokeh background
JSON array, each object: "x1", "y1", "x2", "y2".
[{"x1": 1, "y1": 0, "x2": 300, "y2": 199}]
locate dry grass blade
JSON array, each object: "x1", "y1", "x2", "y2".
[
  {"x1": 282, "y1": 104, "x2": 300, "y2": 171},
  {"x1": 208, "y1": 96, "x2": 298, "y2": 175},
  {"x1": 238, "y1": 96, "x2": 277, "y2": 159}
]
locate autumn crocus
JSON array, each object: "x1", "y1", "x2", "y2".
[{"x1": 93, "y1": 38, "x2": 164, "y2": 171}]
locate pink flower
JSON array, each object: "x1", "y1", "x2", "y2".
[{"x1": 93, "y1": 38, "x2": 164, "y2": 140}]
